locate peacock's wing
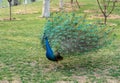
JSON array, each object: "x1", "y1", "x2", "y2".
[{"x1": 45, "y1": 37, "x2": 56, "y2": 61}]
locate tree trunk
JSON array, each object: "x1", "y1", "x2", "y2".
[
  {"x1": 104, "y1": 16, "x2": 107, "y2": 25},
  {"x1": 31, "y1": 0, "x2": 36, "y2": 2},
  {"x1": 71, "y1": 0, "x2": 73, "y2": 4},
  {"x1": 41, "y1": 0, "x2": 50, "y2": 17},
  {"x1": 59, "y1": 0, "x2": 63, "y2": 9},
  {"x1": 0, "y1": 0, "x2": 2, "y2": 8},
  {"x1": 9, "y1": 2, "x2": 12, "y2": 20},
  {"x1": 13, "y1": 0, "x2": 19, "y2": 6}
]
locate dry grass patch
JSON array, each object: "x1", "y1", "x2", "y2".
[
  {"x1": 13, "y1": 10, "x2": 38, "y2": 14},
  {"x1": 72, "y1": 76, "x2": 89, "y2": 83},
  {"x1": 56, "y1": 81, "x2": 74, "y2": 83},
  {"x1": 0, "y1": 80, "x2": 9, "y2": 83},
  {"x1": 51, "y1": 2, "x2": 85, "y2": 12},
  {"x1": 90, "y1": 14, "x2": 120, "y2": 19},
  {"x1": 107, "y1": 78, "x2": 120, "y2": 83},
  {"x1": 84, "y1": 9, "x2": 98, "y2": 13},
  {"x1": 0, "y1": 17, "x2": 20, "y2": 21}
]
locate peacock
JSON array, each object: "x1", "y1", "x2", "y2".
[{"x1": 45, "y1": 37, "x2": 63, "y2": 62}]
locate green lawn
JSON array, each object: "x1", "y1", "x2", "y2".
[{"x1": 0, "y1": 0, "x2": 120, "y2": 83}]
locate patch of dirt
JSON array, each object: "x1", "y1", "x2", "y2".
[
  {"x1": 107, "y1": 78, "x2": 120, "y2": 83},
  {"x1": 65, "y1": 8, "x2": 79, "y2": 12},
  {"x1": 72, "y1": 76, "x2": 89, "y2": 83},
  {"x1": 11, "y1": 76, "x2": 22, "y2": 83},
  {"x1": 11, "y1": 79, "x2": 22, "y2": 83},
  {"x1": 90, "y1": 14, "x2": 120, "y2": 19},
  {"x1": 50, "y1": 8, "x2": 61, "y2": 12},
  {"x1": 0, "y1": 18, "x2": 20, "y2": 21},
  {"x1": 0, "y1": 62, "x2": 5, "y2": 68},
  {"x1": 72, "y1": 75, "x2": 120, "y2": 83},
  {"x1": 43, "y1": 64, "x2": 57, "y2": 73},
  {"x1": 51, "y1": 2, "x2": 85, "y2": 12},
  {"x1": 51, "y1": 7, "x2": 79, "y2": 12},
  {"x1": 56, "y1": 76, "x2": 88, "y2": 83},
  {"x1": 95, "y1": 21, "x2": 117, "y2": 26},
  {"x1": 0, "y1": 80, "x2": 9, "y2": 83},
  {"x1": 0, "y1": 75, "x2": 22, "y2": 83},
  {"x1": 84, "y1": 9, "x2": 98, "y2": 13},
  {"x1": 13, "y1": 10, "x2": 38, "y2": 15},
  {"x1": 64, "y1": 2, "x2": 85, "y2": 7},
  {"x1": 56, "y1": 81, "x2": 74, "y2": 83},
  {"x1": 0, "y1": 79, "x2": 22, "y2": 83}
]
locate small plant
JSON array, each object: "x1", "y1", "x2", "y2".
[{"x1": 41, "y1": 13, "x2": 114, "y2": 54}]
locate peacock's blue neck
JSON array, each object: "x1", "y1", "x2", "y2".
[{"x1": 45, "y1": 37, "x2": 56, "y2": 61}]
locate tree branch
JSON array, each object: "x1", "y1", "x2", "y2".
[
  {"x1": 96, "y1": 0, "x2": 106, "y2": 16},
  {"x1": 107, "y1": 0, "x2": 110, "y2": 7},
  {"x1": 76, "y1": 0, "x2": 80, "y2": 8},
  {"x1": 107, "y1": 1, "x2": 116, "y2": 17}
]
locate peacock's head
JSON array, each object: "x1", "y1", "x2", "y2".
[{"x1": 43, "y1": 33, "x2": 48, "y2": 40}]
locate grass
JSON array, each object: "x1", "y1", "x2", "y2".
[{"x1": 0, "y1": 0, "x2": 120, "y2": 83}]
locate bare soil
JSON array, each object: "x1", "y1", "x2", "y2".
[
  {"x1": 0, "y1": 17, "x2": 18, "y2": 21},
  {"x1": 91, "y1": 14, "x2": 120, "y2": 19}
]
